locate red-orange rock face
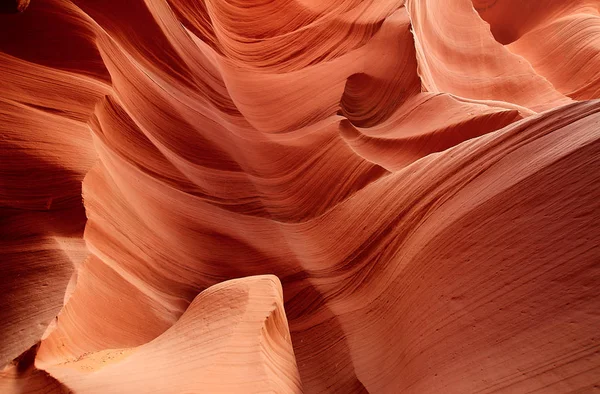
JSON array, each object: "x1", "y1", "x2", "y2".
[{"x1": 1, "y1": 0, "x2": 599, "y2": 393}]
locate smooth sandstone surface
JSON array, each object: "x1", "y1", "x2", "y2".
[{"x1": 1, "y1": 0, "x2": 599, "y2": 393}]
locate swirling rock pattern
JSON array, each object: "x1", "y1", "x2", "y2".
[{"x1": 1, "y1": 0, "x2": 599, "y2": 393}]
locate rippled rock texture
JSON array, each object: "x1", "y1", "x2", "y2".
[{"x1": 1, "y1": 0, "x2": 600, "y2": 392}]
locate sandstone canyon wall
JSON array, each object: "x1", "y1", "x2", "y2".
[{"x1": 1, "y1": 0, "x2": 600, "y2": 393}]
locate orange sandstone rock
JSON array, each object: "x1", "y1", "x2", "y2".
[{"x1": 0, "y1": 0, "x2": 599, "y2": 393}]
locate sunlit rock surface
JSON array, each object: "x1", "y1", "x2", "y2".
[{"x1": 1, "y1": 0, "x2": 599, "y2": 392}]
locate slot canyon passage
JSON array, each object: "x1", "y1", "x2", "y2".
[{"x1": 1, "y1": 0, "x2": 600, "y2": 392}]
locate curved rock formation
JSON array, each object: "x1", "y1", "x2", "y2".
[
  {"x1": 37, "y1": 275, "x2": 302, "y2": 393},
  {"x1": 1, "y1": 0, "x2": 599, "y2": 393}
]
